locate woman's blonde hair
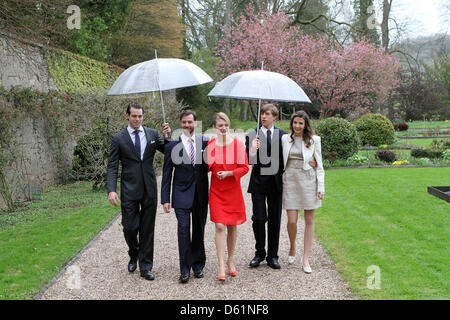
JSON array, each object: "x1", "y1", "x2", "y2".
[{"x1": 213, "y1": 112, "x2": 231, "y2": 127}]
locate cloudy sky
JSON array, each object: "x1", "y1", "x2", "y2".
[{"x1": 387, "y1": 0, "x2": 448, "y2": 37}]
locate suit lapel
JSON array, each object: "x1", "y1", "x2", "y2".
[
  {"x1": 178, "y1": 136, "x2": 193, "y2": 166},
  {"x1": 195, "y1": 134, "x2": 203, "y2": 165},
  {"x1": 142, "y1": 127, "x2": 151, "y2": 159}
]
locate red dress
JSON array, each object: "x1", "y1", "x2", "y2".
[{"x1": 207, "y1": 138, "x2": 249, "y2": 225}]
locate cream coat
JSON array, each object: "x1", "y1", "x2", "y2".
[{"x1": 281, "y1": 134, "x2": 325, "y2": 193}]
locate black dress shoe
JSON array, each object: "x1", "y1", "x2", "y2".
[
  {"x1": 179, "y1": 274, "x2": 190, "y2": 283},
  {"x1": 193, "y1": 270, "x2": 204, "y2": 278},
  {"x1": 267, "y1": 257, "x2": 281, "y2": 269},
  {"x1": 249, "y1": 256, "x2": 264, "y2": 268},
  {"x1": 140, "y1": 270, "x2": 155, "y2": 280},
  {"x1": 128, "y1": 259, "x2": 137, "y2": 273}
]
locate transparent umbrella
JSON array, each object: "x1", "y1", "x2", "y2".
[
  {"x1": 108, "y1": 51, "x2": 213, "y2": 124},
  {"x1": 208, "y1": 63, "x2": 311, "y2": 136}
]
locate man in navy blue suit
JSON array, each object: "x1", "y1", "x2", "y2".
[{"x1": 161, "y1": 110, "x2": 209, "y2": 283}]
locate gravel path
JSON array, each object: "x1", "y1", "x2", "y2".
[{"x1": 36, "y1": 133, "x2": 355, "y2": 300}]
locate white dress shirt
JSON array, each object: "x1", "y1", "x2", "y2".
[
  {"x1": 250, "y1": 125, "x2": 274, "y2": 156},
  {"x1": 127, "y1": 125, "x2": 147, "y2": 160},
  {"x1": 180, "y1": 132, "x2": 196, "y2": 162}
]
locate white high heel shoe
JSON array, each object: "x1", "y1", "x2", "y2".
[
  {"x1": 302, "y1": 265, "x2": 312, "y2": 274},
  {"x1": 288, "y1": 256, "x2": 296, "y2": 264},
  {"x1": 301, "y1": 258, "x2": 312, "y2": 273}
]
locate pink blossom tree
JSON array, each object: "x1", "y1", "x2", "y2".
[{"x1": 215, "y1": 9, "x2": 400, "y2": 118}]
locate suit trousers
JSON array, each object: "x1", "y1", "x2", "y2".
[
  {"x1": 121, "y1": 192, "x2": 157, "y2": 272},
  {"x1": 174, "y1": 193, "x2": 208, "y2": 275},
  {"x1": 251, "y1": 192, "x2": 283, "y2": 260}
]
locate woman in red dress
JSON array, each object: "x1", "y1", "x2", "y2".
[{"x1": 207, "y1": 112, "x2": 249, "y2": 281}]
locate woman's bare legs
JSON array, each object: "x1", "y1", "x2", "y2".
[
  {"x1": 215, "y1": 223, "x2": 227, "y2": 276},
  {"x1": 226, "y1": 225, "x2": 237, "y2": 272},
  {"x1": 303, "y1": 210, "x2": 315, "y2": 268},
  {"x1": 286, "y1": 210, "x2": 299, "y2": 257}
]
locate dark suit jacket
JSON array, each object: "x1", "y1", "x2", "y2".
[
  {"x1": 161, "y1": 134, "x2": 209, "y2": 209},
  {"x1": 245, "y1": 127, "x2": 286, "y2": 194},
  {"x1": 106, "y1": 126, "x2": 165, "y2": 201}
]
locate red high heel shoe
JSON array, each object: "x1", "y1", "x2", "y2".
[{"x1": 227, "y1": 263, "x2": 237, "y2": 277}]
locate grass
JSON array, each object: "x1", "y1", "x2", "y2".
[
  {"x1": 0, "y1": 181, "x2": 118, "y2": 300},
  {"x1": 406, "y1": 120, "x2": 450, "y2": 129},
  {"x1": 316, "y1": 167, "x2": 450, "y2": 300}
]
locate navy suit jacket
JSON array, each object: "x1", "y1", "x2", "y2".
[{"x1": 161, "y1": 134, "x2": 209, "y2": 209}]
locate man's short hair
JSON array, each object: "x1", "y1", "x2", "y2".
[
  {"x1": 260, "y1": 104, "x2": 279, "y2": 117},
  {"x1": 180, "y1": 110, "x2": 197, "y2": 121},
  {"x1": 126, "y1": 102, "x2": 144, "y2": 115}
]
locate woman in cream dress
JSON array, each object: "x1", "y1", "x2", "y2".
[{"x1": 281, "y1": 111, "x2": 324, "y2": 273}]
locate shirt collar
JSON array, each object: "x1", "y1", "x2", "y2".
[
  {"x1": 260, "y1": 125, "x2": 274, "y2": 135},
  {"x1": 181, "y1": 132, "x2": 195, "y2": 142},
  {"x1": 127, "y1": 125, "x2": 143, "y2": 134}
]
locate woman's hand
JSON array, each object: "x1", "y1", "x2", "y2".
[
  {"x1": 317, "y1": 192, "x2": 324, "y2": 200},
  {"x1": 217, "y1": 171, "x2": 233, "y2": 180}
]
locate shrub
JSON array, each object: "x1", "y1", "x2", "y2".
[
  {"x1": 72, "y1": 122, "x2": 113, "y2": 189},
  {"x1": 355, "y1": 113, "x2": 395, "y2": 146},
  {"x1": 430, "y1": 139, "x2": 450, "y2": 153},
  {"x1": 375, "y1": 150, "x2": 397, "y2": 162},
  {"x1": 411, "y1": 147, "x2": 442, "y2": 159},
  {"x1": 315, "y1": 117, "x2": 359, "y2": 160},
  {"x1": 442, "y1": 149, "x2": 450, "y2": 161},
  {"x1": 393, "y1": 122, "x2": 409, "y2": 131}
]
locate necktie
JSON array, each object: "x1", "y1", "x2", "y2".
[
  {"x1": 189, "y1": 137, "x2": 195, "y2": 165},
  {"x1": 267, "y1": 129, "x2": 272, "y2": 157},
  {"x1": 134, "y1": 130, "x2": 141, "y2": 159}
]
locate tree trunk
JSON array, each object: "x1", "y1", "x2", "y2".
[
  {"x1": 240, "y1": 102, "x2": 249, "y2": 121},
  {"x1": 381, "y1": 0, "x2": 392, "y2": 49}
]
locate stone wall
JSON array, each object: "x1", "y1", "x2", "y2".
[
  {"x1": 0, "y1": 32, "x2": 178, "y2": 208},
  {"x1": 0, "y1": 32, "x2": 56, "y2": 92}
]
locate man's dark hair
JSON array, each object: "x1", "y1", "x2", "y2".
[
  {"x1": 127, "y1": 102, "x2": 144, "y2": 115},
  {"x1": 180, "y1": 110, "x2": 197, "y2": 121}
]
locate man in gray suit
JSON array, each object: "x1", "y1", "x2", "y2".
[{"x1": 107, "y1": 102, "x2": 170, "y2": 281}]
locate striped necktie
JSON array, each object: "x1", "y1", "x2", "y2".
[{"x1": 189, "y1": 137, "x2": 195, "y2": 165}]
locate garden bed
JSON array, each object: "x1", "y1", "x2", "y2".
[{"x1": 427, "y1": 186, "x2": 450, "y2": 203}]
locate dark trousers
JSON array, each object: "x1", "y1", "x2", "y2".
[
  {"x1": 174, "y1": 194, "x2": 208, "y2": 275},
  {"x1": 251, "y1": 192, "x2": 282, "y2": 260},
  {"x1": 121, "y1": 193, "x2": 157, "y2": 272}
]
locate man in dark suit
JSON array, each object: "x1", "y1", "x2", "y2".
[
  {"x1": 161, "y1": 110, "x2": 209, "y2": 283},
  {"x1": 246, "y1": 104, "x2": 287, "y2": 269},
  {"x1": 107, "y1": 102, "x2": 170, "y2": 281}
]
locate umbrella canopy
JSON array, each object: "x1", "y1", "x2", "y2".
[
  {"x1": 107, "y1": 58, "x2": 213, "y2": 96},
  {"x1": 207, "y1": 70, "x2": 311, "y2": 103}
]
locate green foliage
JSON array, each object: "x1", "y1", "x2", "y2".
[
  {"x1": 430, "y1": 138, "x2": 450, "y2": 153},
  {"x1": 355, "y1": 113, "x2": 395, "y2": 146},
  {"x1": 72, "y1": 122, "x2": 114, "y2": 190},
  {"x1": 45, "y1": 49, "x2": 122, "y2": 94},
  {"x1": 375, "y1": 149, "x2": 397, "y2": 162},
  {"x1": 70, "y1": 16, "x2": 112, "y2": 61},
  {"x1": 411, "y1": 147, "x2": 442, "y2": 159},
  {"x1": 315, "y1": 117, "x2": 359, "y2": 160},
  {"x1": 442, "y1": 149, "x2": 450, "y2": 161}
]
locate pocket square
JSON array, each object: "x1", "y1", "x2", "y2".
[{"x1": 150, "y1": 140, "x2": 155, "y2": 144}]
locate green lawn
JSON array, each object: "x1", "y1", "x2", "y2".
[
  {"x1": 397, "y1": 138, "x2": 449, "y2": 148},
  {"x1": 0, "y1": 182, "x2": 118, "y2": 300},
  {"x1": 317, "y1": 167, "x2": 450, "y2": 300},
  {"x1": 406, "y1": 120, "x2": 450, "y2": 129}
]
